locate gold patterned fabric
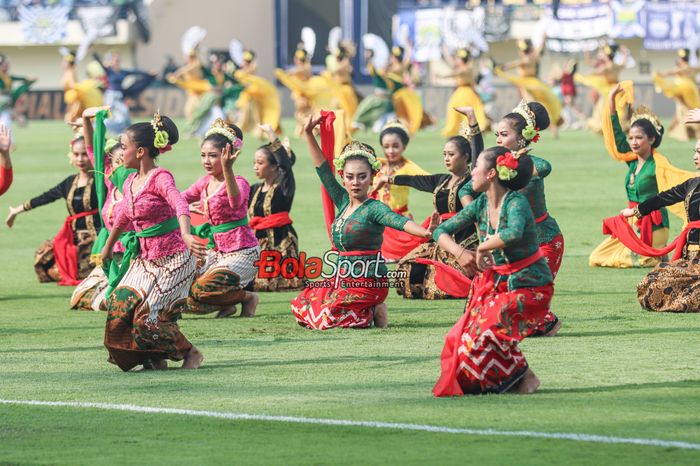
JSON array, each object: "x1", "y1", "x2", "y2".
[{"x1": 637, "y1": 251, "x2": 700, "y2": 312}]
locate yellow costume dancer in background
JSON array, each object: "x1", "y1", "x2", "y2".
[
  {"x1": 167, "y1": 52, "x2": 212, "y2": 124},
  {"x1": 236, "y1": 50, "x2": 281, "y2": 138},
  {"x1": 325, "y1": 42, "x2": 358, "y2": 131},
  {"x1": 441, "y1": 47, "x2": 490, "y2": 136},
  {"x1": 652, "y1": 48, "x2": 700, "y2": 141},
  {"x1": 575, "y1": 43, "x2": 630, "y2": 134},
  {"x1": 61, "y1": 51, "x2": 103, "y2": 123},
  {"x1": 589, "y1": 81, "x2": 694, "y2": 268},
  {"x1": 495, "y1": 39, "x2": 561, "y2": 138},
  {"x1": 385, "y1": 46, "x2": 432, "y2": 136}
]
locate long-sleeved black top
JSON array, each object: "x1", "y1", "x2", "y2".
[{"x1": 638, "y1": 176, "x2": 700, "y2": 245}]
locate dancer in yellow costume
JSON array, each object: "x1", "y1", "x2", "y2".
[
  {"x1": 589, "y1": 81, "x2": 694, "y2": 268},
  {"x1": 385, "y1": 46, "x2": 432, "y2": 136},
  {"x1": 441, "y1": 48, "x2": 490, "y2": 136},
  {"x1": 576, "y1": 43, "x2": 631, "y2": 134},
  {"x1": 275, "y1": 47, "x2": 334, "y2": 136},
  {"x1": 495, "y1": 39, "x2": 561, "y2": 138},
  {"x1": 167, "y1": 52, "x2": 212, "y2": 124},
  {"x1": 324, "y1": 42, "x2": 358, "y2": 131},
  {"x1": 235, "y1": 50, "x2": 281, "y2": 139},
  {"x1": 61, "y1": 51, "x2": 103, "y2": 124},
  {"x1": 652, "y1": 48, "x2": 700, "y2": 141}
]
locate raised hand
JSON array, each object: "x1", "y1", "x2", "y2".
[
  {"x1": 303, "y1": 114, "x2": 324, "y2": 136},
  {"x1": 82, "y1": 106, "x2": 110, "y2": 119},
  {"x1": 0, "y1": 125, "x2": 11, "y2": 153},
  {"x1": 221, "y1": 143, "x2": 240, "y2": 170}
]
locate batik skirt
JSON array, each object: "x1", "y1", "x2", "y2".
[
  {"x1": 637, "y1": 250, "x2": 700, "y2": 312},
  {"x1": 35, "y1": 229, "x2": 94, "y2": 283},
  {"x1": 104, "y1": 250, "x2": 197, "y2": 371},
  {"x1": 291, "y1": 277, "x2": 389, "y2": 330},
  {"x1": 252, "y1": 229, "x2": 303, "y2": 292},
  {"x1": 185, "y1": 246, "x2": 260, "y2": 314}
]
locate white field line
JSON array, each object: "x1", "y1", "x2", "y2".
[{"x1": 1, "y1": 398, "x2": 699, "y2": 451}]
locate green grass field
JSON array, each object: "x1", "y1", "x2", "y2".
[{"x1": 1, "y1": 119, "x2": 699, "y2": 465}]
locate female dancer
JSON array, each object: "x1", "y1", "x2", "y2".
[
  {"x1": 590, "y1": 84, "x2": 674, "y2": 268},
  {"x1": 652, "y1": 48, "x2": 700, "y2": 141},
  {"x1": 235, "y1": 50, "x2": 281, "y2": 138},
  {"x1": 495, "y1": 39, "x2": 561, "y2": 138},
  {"x1": 248, "y1": 124, "x2": 302, "y2": 291},
  {"x1": 466, "y1": 102, "x2": 563, "y2": 334},
  {"x1": 71, "y1": 108, "x2": 128, "y2": 310},
  {"x1": 0, "y1": 125, "x2": 12, "y2": 196},
  {"x1": 327, "y1": 42, "x2": 358, "y2": 130},
  {"x1": 621, "y1": 136, "x2": 700, "y2": 312},
  {"x1": 352, "y1": 49, "x2": 394, "y2": 133},
  {"x1": 100, "y1": 113, "x2": 205, "y2": 371},
  {"x1": 441, "y1": 48, "x2": 490, "y2": 137},
  {"x1": 370, "y1": 121, "x2": 429, "y2": 260},
  {"x1": 275, "y1": 47, "x2": 312, "y2": 136},
  {"x1": 6, "y1": 132, "x2": 98, "y2": 284},
  {"x1": 183, "y1": 119, "x2": 260, "y2": 318},
  {"x1": 385, "y1": 46, "x2": 432, "y2": 135},
  {"x1": 291, "y1": 116, "x2": 432, "y2": 329},
  {"x1": 575, "y1": 43, "x2": 630, "y2": 134},
  {"x1": 392, "y1": 124, "x2": 481, "y2": 299},
  {"x1": 61, "y1": 51, "x2": 103, "y2": 124},
  {"x1": 433, "y1": 146, "x2": 553, "y2": 396},
  {"x1": 167, "y1": 51, "x2": 211, "y2": 127},
  {"x1": 0, "y1": 54, "x2": 34, "y2": 131}
]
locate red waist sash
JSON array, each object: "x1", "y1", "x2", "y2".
[
  {"x1": 535, "y1": 212, "x2": 549, "y2": 223},
  {"x1": 53, "y1": 209, "x2": 98, "y2": 286},
  {"x1": 628, "y1": 201, "x2": 663, "y2": 246},
  {"x1": 249, "y1": 212, "x2": 292, "y2": 230},
  {"x1": 602, "y1": 215, "x2": 700, "y2": 261}
]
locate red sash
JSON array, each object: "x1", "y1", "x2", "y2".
[
  {"x1": 319, "y1": 110, "x2": 336, "y2": 241},
  {"x1": 432, "y1": 248, "x2": 545, "y2": 397},
  {"x1": 602, "y1": 215, "x2": 700, "y2": 261},
  {"x1": 535, "y1": 212, "x2": 549, "y2": 223},
  {"x1": 627, "y1": 201, "x2": 663, "y2": 246},
  {"x1": 381, "y1": 211, "x2": 456, "y2": 260},
  {"x1": 249, "y1": 212, "x2": 293, "y2": 230},
  {"x1": 53, "y1": 209, "x2": 98, "y2": 286}
]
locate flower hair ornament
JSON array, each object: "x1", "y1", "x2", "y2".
[
  {"x1": 495, "y1": 148, "x2": 529, "y2": 181},
  {"x1": 205, "y1": 118, "x2": 243, "y2": 150},
  {"x1": 512, "y1": 99, "x2": 540, "y2": 144},
  {"x1": 333, "y1": 140, "x2": 382, "y2": 173},
  {"x1": 150, "y1": 111, "x2": 171, "y2": 154},
  {"x1": 630, "y1": 105, "x2": 663, "y2": 135}
]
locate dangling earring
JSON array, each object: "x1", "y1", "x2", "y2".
[{"x1": 518, "y1": 138, "x2": 527, "y2": 149}]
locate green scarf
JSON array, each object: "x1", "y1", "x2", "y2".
[
  {"x1": 103, "y1": 216, "x2": 180, "y2": 296},
  {"x1": 191, "y1": 217, "x2": 249, "y2": 249},
  {"x1": 89, "y1": 165, "x2": 136, "y2": 260}
]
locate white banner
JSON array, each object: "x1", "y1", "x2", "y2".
[{"x1": 18, "y1": 5, "x2": 70, "y2": 44}]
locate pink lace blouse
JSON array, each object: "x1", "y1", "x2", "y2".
[
  {"x1": 113, "y1": 168, "x2": 190, "y2": 260},
  {"x1": 182, "y1": 175, "x2": 258, "y2": 252}
]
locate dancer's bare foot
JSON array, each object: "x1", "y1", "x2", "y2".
[
  {"x1": 511, "y1": 368, "x2": 540, "y2": 394},
  {"x1": 373, "y1": 303, "x2": 388, "y2": 328},
  {"x1": 182, "y1": 346, "x2": 204, "y2": 369},
  {"x1": 240, "y1": 292, "x2": 259, "y2": 317},
  {"x1": 544, "y1": 319, "x2": 562, "y2": 337},
  {"x1": 215, "y1": 305, "x2": 238, "y2": 318}
]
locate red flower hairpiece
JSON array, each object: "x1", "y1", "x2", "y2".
[
  {"x1": 159, "y1": 144, "x2": 173, "y2": 154},
  {"x1": 497, "y1": 151, "x2": 519, "y2": 170}
]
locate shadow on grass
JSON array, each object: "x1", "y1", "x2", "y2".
[
  {"x1": 200, "y1": 354, "x2": 435, "y2": 370},
  {"x1": 0, "y1": 293, "x2": 71, "y2": 302},
  {"x1": 539, "y1": 379, "x2": 700, "y2": 394},
  {"x1": 0, "y1": 345, "x2": 101, "y2": 354},
  {"x1": 0, "y1": 325, "x2": 97, "y2": 337},
  {"x1": 558, "y1": 327, "x2": 700, "y2": 338}
]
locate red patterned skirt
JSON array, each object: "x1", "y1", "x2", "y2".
[
  {"x1": 536, "y1": 233, "x2": 564, "y2": 334},
  {"x1": 291, "y1": 278, "x2": 389, "y2": 329},
  {"x1": 433, "y1": 277, "x2": 553, "y2": 396}
]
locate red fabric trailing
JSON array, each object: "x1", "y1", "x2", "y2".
[
  {"x1": 602, "y1": 214, "x2": 700, "y2": 261},
  {"x1": 0, "y1": 166, "x2": 12, "y2": 196},
  {"x1": 381, "y1": 211, "x2": 458, "y2": 260},
  {"x1": 249, "y1": 212, "x2": 293, "y2": 230},
  {"x1": 319, "y1": 110, "x2": 336, "y2": 241},
  {"x1": 628, "y1": 201, "x2": 663, "y2": 246},
  {"x1": 432, "y1": 248, "x2": 546, "y2": 397},
  {"x1": 414, "y1": 258, "x2": 472, "y2": 298},
  {"x1": 53, "y1": 209, "x2": 98, "y2": 286}
]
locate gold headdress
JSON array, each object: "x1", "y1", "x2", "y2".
[
  {"x1": 334, "y1": 140, "x2": 382, "y2": 172},
  {"x1": 631, "y1": 105, "x2": 663, "y2": 135},
  {"x1": 205, "y1": 118, "x2": 243, "y2": 149},
  {"x1": 381, "y1": 119, "x2": 409, "y2": 136},
  {"x1": 511, "y1": 99, "x2": 539, "y2": 142}
]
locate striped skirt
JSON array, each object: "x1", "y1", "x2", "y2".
[
  {"x1": 104, "y1": 250, "x2": 197, "y2": 371},
  {"x1": 185, "y1": 246, "x2": 260, "y2": 314}
]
